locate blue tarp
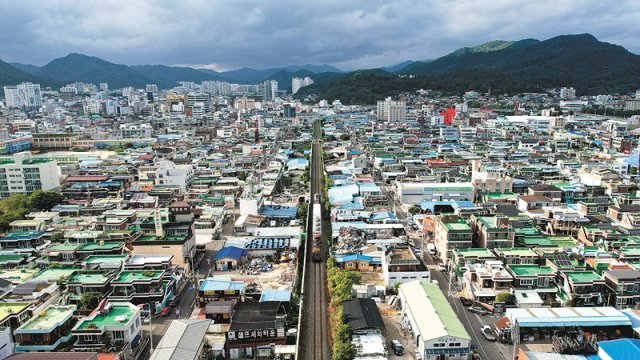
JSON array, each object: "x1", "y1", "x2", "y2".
[{"x1": 214, "y1": 246, "x2": 247, "y2": 261}]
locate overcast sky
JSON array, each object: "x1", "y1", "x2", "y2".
[{"x1": 1, "y1": 0, "x2": 639, "y2": 71}]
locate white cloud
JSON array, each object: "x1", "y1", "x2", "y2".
[{"x1": 0, "y1": 0, "x2": 638, "y2": 69}]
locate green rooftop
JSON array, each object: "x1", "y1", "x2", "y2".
[
  {"x1": 443, "y1": 221, "x2": 472, "y2": 232},
  {"x1": 83, "y1": 255, "x2": 128, "y2": 265},
  {"x1": 77, "y1": 241, "x2": 123, "y2": 251},
  {"x1": 0, "y1": 254, "x2": 24, "y2": 263},
  {"x1": 68, "y1": 272, "x2": 111, "y2": 284},
  {"x1": 509, "y1": 265, "x2": 555, "y2": 277},
  {"x1": 421, "y1": 282, "x2": 471, "y2": 340},
  {"x1": 0, "y1": 302, "x2": 30, "y2": 321},
  {"x1": 112, "y1": 270, "x2": 163, "y2": 283},
  {"x1": 32, "y1": 268, "x2": 77, "y2": 282},
  {"x1": 496, "y1": 247, "x2": 538, "y2": 257},
  {"x1": 76, "y1": 304, "x2": 136, "y2": 330},
  {"x1": 565, "y1": 271, "x2": 603, "y2": 283},
  {"x1": 520, "y1": 237, "x2": 555, "y2": 247},
  {"x1": 453, "y1": 248, "x2": 496, "y2": 258},
  {"x1": 17, "y1": 305, "x2": 76, "y2": 332},
  {"x1": 48, "y1": 243, "x2": 81, "y2": 252}
]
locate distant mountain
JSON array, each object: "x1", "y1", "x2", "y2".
[
  {"x1": 217, "y1": 64, "x2": 343, "y2": 84},
  {"x1": 262, "y1": 70, "x2": 344, "y2": 92},
  {"x1": 36, "y1": 53, "x2": 152, "y2": 89},
  {"x1": 0, "y1": 60, "x2": 51, "y2": 96},
  {"x1": 449, "y1": 40, "x2": 515, "y2": 56},
  {"x1": 130, "y1": 64, "x2": 225, "y2": 89},
  {"x1": 297, "y1": 34, "x2": 640, "y2": 104},
  {"x1": 400, "y1": 33, "x2": 640, "y2": 94},
  {"x1": 9, "y1": 62, "x2": 41, "y2": 75},
  {"x1": 384, "y1": 60, "x2": 417, "y2": 72}
]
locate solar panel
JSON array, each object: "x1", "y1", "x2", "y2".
[{"x1": 553, "y1": 253, "x2": 572, "y2": 267}]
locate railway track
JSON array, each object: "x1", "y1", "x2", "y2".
[{"x1": 301, "y1": 120, "x2": 328, "y2": 360}]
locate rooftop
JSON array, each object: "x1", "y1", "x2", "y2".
[
  {"x1": 509, "y1": 265, "x2": 555, "y2": 277},
  {"x1": 565, "y1": 271, "x2": 603, "y2": 283},
  {"x1": 75, "y1": 304, "x2": 137, "y2": 330},
  {"x1": 111, "y1": 270, "x2": 164, "y2": 283},
  {"x1": 17, "y1": 305, "x2": 76, "y2": 333},
  {"x1": 0, "y1": 302, "x2": 30, "y2": 320}
]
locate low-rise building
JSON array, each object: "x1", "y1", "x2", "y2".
[
  {"x1": 14, "y1": 304, "x2": 77, "y2": 352},
  {"x1": 398, "y1": 281, "x2": 471, "y2": 360}
]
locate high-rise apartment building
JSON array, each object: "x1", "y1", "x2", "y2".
[
  {"x1": 262, "y1": 80, "x2": 278, "y2": 101},
  {"x1": 560, "y1": 87, "x2": 576, "y2": 99},
  {"x1": 0, "y1": 152, "x2": 60, "y2": 198},
  {"x1": 376, "y1": 97, "x2": 406, "y2": 121},
  {"x1": 291, "y1": 77, "x2": 314, "y2": 95},
  {"x1": 3, "y1": 83, "x2": 42, "y2": 110}
]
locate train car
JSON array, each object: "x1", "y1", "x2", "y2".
[{"x1": 312, "y1": 193, "x2": 323, "y2": 262}]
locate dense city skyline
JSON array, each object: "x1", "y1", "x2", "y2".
[{"x1": 1, "y1": 0, "x2": 639, "y2": 70}]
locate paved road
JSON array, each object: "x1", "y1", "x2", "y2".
[
  {"x1": 424, "y1": 254, "x2": 513, "y2": 360},
  {"x1": 139, "y1": 237, "x2": 223, "y2": 359}
]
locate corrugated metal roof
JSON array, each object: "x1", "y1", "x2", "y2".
[{"x1": 149, "y1": 319, "x2": 211, "y2": 360}]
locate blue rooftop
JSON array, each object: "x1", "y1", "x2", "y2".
[
  {"x1": 199, "y1": 277, "x2": 244, "y2": 292},
  {"x1": 259, "y1": 289, "x2": 292, "y2": 302},
  {"x1": 260, "y1": 205, "x2": 298, "y2": 219},
  {"x1": 597, "y1": 339, "x2": 640, "y2": 360},
  {"x1": 336, "y1": 254, "x2": 373, "y2": 263},
  {"x1": 214, "y1": 246, "x2": 247, "y2": 261},
  {"x1": 370, "y1": 211, "x2": 397, "y2": 221},
  {"x1": 0, "y1": 232, "x2": 46, "y2": 241}
]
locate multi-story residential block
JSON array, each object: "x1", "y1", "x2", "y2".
[
  {"x1": 0, "y1": 152, "x2": 60, "y2": 197},
  {"x1": 558, "y1": 271, "x2": 605, "y2": 306},
  {"x1": 14, "y1": 304, "x2": 77, "y2": 352},
  {"x1": 376, "y1": 97, "x2": 406, "y2": 122},
  {"x1": 462, "y1": 261, "x2": 514, "y2": 304},
  {"x1": 470, "y1": 215, "x2": 515, "y2": 249},
  {"x1": 154, "y1": 160, "x2": 195, "y2": 192},
  {"x1": 381, "y1": 246, "x2": 430, "y2": 288},
  {"x1": 434, "y1": 215, "x2": 473, "y2": 262},
  {"x1": 603, "y1": 269, "x2": 640, "y2": 309},
  {"x1": 72, "y1": 302, "x2": 142, "y2": 353}
]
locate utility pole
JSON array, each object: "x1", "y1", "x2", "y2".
[{"x1": 148, "y1": 302, "x2": 155, "y2": 354}]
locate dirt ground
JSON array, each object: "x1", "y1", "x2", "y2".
[
  {"x1": 210, "y1": 262, "x2": 296, "y2": 291},
  {"x1": 378, "y1": 302, "x2": 416, "y2": 359}
]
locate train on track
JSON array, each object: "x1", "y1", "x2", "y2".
[{"x1": 312, "y1": 193, "x2": 323, "y2": 262}]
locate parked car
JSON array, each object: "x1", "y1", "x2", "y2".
[
  {"x1": 460, "y1": 297, "x2": 473, "y2": 307},
  {"x1": 467, "y1": 306, "x2": 488, "y2": 316},
  {"x1": 481, "y1": 325, "x2": 497, "y2": 341},
  {"x1": 168, "y1": 297, "x2": 179, "y2": 308},
  {"x1": 158, "y1": 307, "x2": 172, "y2": 317},
  {"x1": 431, "y1": 279, "x2": 439, "y2": 285},
  {"x1": 411, "y1": 224, "x2": 419, "y2": 231},
  {"x1": 391, "y1": 340, "x2": 405, "y2": 356},
  {"x1": 413, "y1": 349, "x2": 423, "y2": 360},
  {"x1": 437, "y1": 263, "x2": 447, "y2": 272}
]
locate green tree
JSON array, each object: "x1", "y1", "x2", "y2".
[
  {"x1": 495, "y1": 292, "x2": 515, "y2": 305},
  {"x1": 339, "y1": 134, "x2": 351, "y2": 141},
  {"x1": 29, "y1": 190, "x2": 64, "y2": 211},
  {"x1": 408, "y1": 205, "x2": 422, "y2": 214},
  {"x1": 389, "y1": 282, "x2": 401, "y2": 295},
  {"x1": 80, "y1": 291, "x2": 104, "y2": 310},
  {"x1": 0, "y1": 194, "x2": 31, "y2": 231}
]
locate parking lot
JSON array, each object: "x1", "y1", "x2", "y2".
[{"x1": 377, "y1": 302, "x2": 416, "y2": 359}]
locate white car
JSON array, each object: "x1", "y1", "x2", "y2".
[
  {"x1": 431, "y1": 279, "x2": 439, "y2": 285},
  {"x1": 437, "y1": 264, "x2": 447, "y2": 272}
]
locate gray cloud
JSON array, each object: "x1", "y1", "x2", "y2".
[{"x1": 0, "y1": 0, "x2": 639, "y2": 70}]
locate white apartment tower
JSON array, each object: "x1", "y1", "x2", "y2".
[
  {"x1": 3, "y1": 83, "x2": 41, "y2": 110},
  {"x1": 0, "y1": 152, "x2": 60, "y2": 198},
  {"x1": 376, "y1": 97, "x2": 406, "y2": 121},
  {"x1": 291, "y1": 77, "x2": 314, "y2": 95},
  {"x1": 559, "y1": 87, "x2": 576, "y2": 99}
]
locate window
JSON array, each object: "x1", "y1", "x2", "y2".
[
  {"x1": 520, "y1": 279, "x2": 534, "y2": 286},
  {"x1": 111, "y1": 330, "x2": 125, "y2": 340}
]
